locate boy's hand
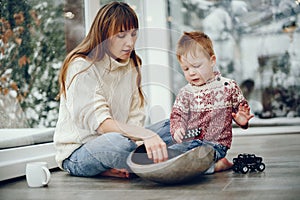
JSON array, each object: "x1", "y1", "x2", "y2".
[
  {"x1": 173, "y1": 127, "x2": 186, "y2": 143},
  {"x1": 232, "y1": 103, "x2": 254, "y2": 128}
]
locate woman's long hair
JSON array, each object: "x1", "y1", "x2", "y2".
[{"x1": 58, "y1": 2, "x2": 144, "y2": 106}]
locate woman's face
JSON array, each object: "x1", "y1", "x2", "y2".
[{"x1": 108, "y1": 29, "x2": 138, "y2": 62}]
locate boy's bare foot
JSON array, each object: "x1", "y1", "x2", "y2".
[
  {"x1": 214, "y1": 158, "x2": 233, "y2": 172},
  {"x1": 100, "y1": 168, "x2": 130, "y2": 178}
]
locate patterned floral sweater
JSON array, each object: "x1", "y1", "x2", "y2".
[{"x1": 170, "y1": 72, "x2": 247, "y2": 149}]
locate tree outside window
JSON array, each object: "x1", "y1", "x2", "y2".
[{"x1": 1, "y1": 0, "x2": 68, "y2": 128}]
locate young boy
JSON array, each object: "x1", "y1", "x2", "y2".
[{"x1": 170, "y1": 31, "x2": 254, "y2": 173}]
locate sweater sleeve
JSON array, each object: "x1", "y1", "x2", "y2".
[
  {"x1": 65, "y1": 61, "x2": 111, "y2": 133},
  {"x1": 170, "y1": 87, "x2": 191, "y2": 136},
  {"x1": 231, "y1": 80, "x2": 248, "y2": 113}
]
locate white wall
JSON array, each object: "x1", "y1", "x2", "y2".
[{"x1": 139, "y1": 0, "x2": 172, "y2": 124}]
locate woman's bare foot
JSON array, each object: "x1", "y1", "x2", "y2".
[
  {"x1": 214, "y1": 158, "x2": 233, "y2": 172},
  {"x1": 100, "y1": 168, "x2": 130, "y2": 178}
]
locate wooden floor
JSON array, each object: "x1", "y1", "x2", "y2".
[{"x1": 1, "y1": 129, "x2": 300, "y2": 200}]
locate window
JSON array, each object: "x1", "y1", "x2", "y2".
[
  {"x1": 0, "y1": 0, "x2": 85, "y2": 128},
  {"x1": 167, "y1": 0, "x2": 300, "y2": 119}
]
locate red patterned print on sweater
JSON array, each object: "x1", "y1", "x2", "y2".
[{"x1": 170, "y1": 73, "x2": 247, "y2": 148}]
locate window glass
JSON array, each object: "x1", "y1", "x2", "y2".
[
  {"x1": 168, "y1": 0, "x2": 300, "y2": 119},
  {"x1": 0, "y1": 0, "x2": 84, "y2": 128}
]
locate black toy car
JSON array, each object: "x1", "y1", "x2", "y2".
[{"x1": 232, "y1": 153, "x2": 265, "y2": 174}]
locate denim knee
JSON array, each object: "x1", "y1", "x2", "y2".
[
  {"x1": 62, "y1": 132, "x2": 137, "y2": 177},
  {"x1": 98, "y1": 132, "x2": 137, "y2": 152},
  {"x1": 147, "y1": 119, "x2": 174, "y2": 146}
]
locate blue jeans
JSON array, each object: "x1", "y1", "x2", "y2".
[
  {"x1": 62, "y1": 119, "x2": 173, "y2": 177},
  {"x1": 168, "y1": 139, "x2": 228, "y2": 174}
]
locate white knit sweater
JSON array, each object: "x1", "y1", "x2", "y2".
[{"x1": 54, "y1": 54, "x2": 145, "y2": 169}]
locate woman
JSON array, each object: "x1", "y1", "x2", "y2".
[{"x1": 54, "y1": 2, "x2": 171, "y2": 178}]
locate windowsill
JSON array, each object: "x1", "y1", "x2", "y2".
[
  {"x1": 0, "y1": 128, "x2": 57, "y2": 181},
  {"x1": 233, "y1": 117, "x2": 300, "y2": 135},
  {"x1": 0, "y1": 128, "x2": 55, "y2": 149},
  {"x1": 243, "y1": 116, "x2": 300, "y2": 127}
]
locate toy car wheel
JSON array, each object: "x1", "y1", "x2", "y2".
[
  {"x1": 240, "y1": 165, "x2": 249, "y2": 174},
  {"x1": 232, "y1": 165, "x2": 239, "y2": 172},
  {"x1": 257, "y1": 163, "x2": 265, "y2": 172}
]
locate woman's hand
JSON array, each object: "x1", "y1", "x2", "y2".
[
  {"x1": 97, "y1": 118, "x2": 168, "y2": 163},
  {"x1": 232, "y1": 103, "x2": 254, "y2": 128},
  {"x1": 143, "y1": 134, "x2": 168, "y2": 163},
  {"x1": 173, "y1": 127, "x2": 186, "y2": 143}
]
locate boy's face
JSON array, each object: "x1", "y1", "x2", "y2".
[{"x1": 179, "y1": 50, "x2": 216, "y2": 86}]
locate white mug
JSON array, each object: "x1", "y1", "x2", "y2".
[{"x1": 26, "y1": 162, "x2": 51, "y2": 187}]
